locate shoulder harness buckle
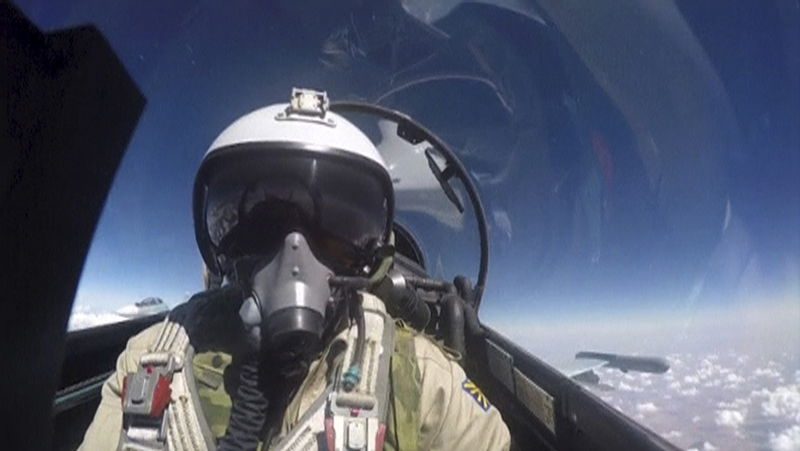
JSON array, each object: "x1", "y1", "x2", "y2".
[
  {"x1": 120, "y1": 353, "x2": 182, "y2": 449},
  {"x1": 118, "y1": 317, "x2": 215, "y2": 451}
]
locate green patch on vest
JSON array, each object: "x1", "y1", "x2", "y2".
[
  {"x1": 193, "y1": 351, "x2": 233, "y2": 439},
  {"x1": 385, "y1": 323, "x2": 421, "y2": 451}
]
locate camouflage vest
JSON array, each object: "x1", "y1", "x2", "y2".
[{"x1": 192, "y1": 324, "x2": 421, "y2": 450}]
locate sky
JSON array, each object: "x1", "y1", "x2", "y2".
[
  {"x1": 16, "y1": 0, "x2": 799, "y2": 447},
  {"x1": 15, "y1": 0, "x2": 798, "y2": 312}
]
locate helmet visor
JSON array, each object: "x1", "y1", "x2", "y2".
[{"x1": 198, "y1": 147, "x2": 391, "y2": 272}]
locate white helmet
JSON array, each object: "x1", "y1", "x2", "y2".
[{"x1": 194, "y1": 89, "x2": 394, "y2": 276}]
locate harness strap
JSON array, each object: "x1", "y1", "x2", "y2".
[
  {"x1": 119, "y1": 317, "x2": 216, "y2": 451},
  {"x1": 272, "y1": 293, "x2": 395, "y2": 451}
]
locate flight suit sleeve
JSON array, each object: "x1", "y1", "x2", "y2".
[
  {"x1": 78, "y1": 323, "x2": 163, "y2": 451},
  {"x1": 414, "y1": 336, "x2": 510, "y2": 451}
]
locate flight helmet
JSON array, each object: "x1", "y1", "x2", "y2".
[{"x1": 192, "y1": 88, "x2": 394, "y2": 354}]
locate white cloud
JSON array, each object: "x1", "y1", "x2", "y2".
[
  {"x1": 698, "y1": 362, "x2": 716, "y2": 380},
  {"x1": 618, "y1": 381, "x2": 644, "y2": 393},
  {"x1": 760, "y1": 384, "x2": 800, "y2": 422},
  {"x1": 719, "y1": 397, "x2": 750, "y2": 409},
  {"x1": 680, "y1": 387, "x2": 699, "y2": 397},
  {"x1": 714, "y1": 409, "x2": 746, "y2": 428},
  {"x1": 687, "y1": 441, "x2": 717, "y2": 451},
  {"x1": 752, "y1": 387, "x2": 771, "y2": 398},
  {"x1": 636, "y1": 402, "x2": 658, "y2": 414},
  {"x1": 662, "y1": 430, "x2": 682, "y2": 440},
  {"x1": 769, "y1": 425, "x2": 800, "y2": 451},
  {"x1": 725, "y1": 373, "x2": 745, "y2": 384},
  {"x1": 68, "y1": 306, "x2": 127, "y2": 331},
  {"x1": 684, "y1": 375, "x2": 700, "y2": 385},
  {"x1": 723, "y1": 372, "x2": 746, "y2": 389},
  {"x1": 691, "y1": 415, "x2": 701, "y2": 423},
  {"x1": 669, "y1": 381, "x2": 682, "y2": 390},
  {"x1": 737, "y1": 355, "x2": 750, "y2": 364},
  {"x1": 754, "y1": 367, "x2": 782, "y2": 379}
]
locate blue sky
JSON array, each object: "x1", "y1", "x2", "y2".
[{"x1": 15, "y1": 1, "x2": 798, "y2": 331}]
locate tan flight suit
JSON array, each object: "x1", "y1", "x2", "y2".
[{"x1": 80, "y1": 301, "x2": 510, "y2": 450}]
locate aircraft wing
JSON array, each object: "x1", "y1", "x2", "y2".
[
  {"x1": 559, "y1": 357, "x2": 610, "y2": 379},
  {"x1": 558, "y1": 351, "x2": 671, "y2": 387},
  {"x1": 115, "y1": 297, "x2": 169, "y2": 318},
  {"x1": 575, "y1": 351, "x2": 670, "y2": 374}
]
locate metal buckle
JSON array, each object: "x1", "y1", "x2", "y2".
[{"x1": 121, "y1": 353, "x2": 181, "y2": 444}]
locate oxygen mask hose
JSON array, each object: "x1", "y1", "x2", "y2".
[
  {"x1": 328, "y1": 236, "x2": 395, "y2": 291},
  {"x1": 217, "y1": 356, "x2": 269, "y2": 451},
  {"x1": 367, "y1": 232, "x2": 395, "y2": 287},
  {"x1": 342, "y1": 291, "x2": 366, "y2": 392}
]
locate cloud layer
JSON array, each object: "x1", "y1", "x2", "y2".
[
  {"x1": 588, "y1": 350, "x2": 800, "y2": 450},
  {"x1": 490, "y1": 301, "x2": 800, "y2": 450},
  {"x1": 67, "y1": 305, "x2": 127, "y2": 331}
]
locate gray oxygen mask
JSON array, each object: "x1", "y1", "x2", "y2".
[{"x1": 238, "y1": 232, "x2": 333, "y2": 360}]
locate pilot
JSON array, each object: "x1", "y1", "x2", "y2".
[{"x1": 79, "y1": 89, "x2": 510, "y2": 451}]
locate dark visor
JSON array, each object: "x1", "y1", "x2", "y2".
[{"x1": 197, "y1": 146, "x2": 392, "y2": 272}]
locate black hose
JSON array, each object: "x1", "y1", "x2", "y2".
[
  {"x1": 329, "y1": 275, "x2": 371, "y2": 290},
  {"x1": 394, "y1": 288, "x2": 431, "y2": 331},
  {"x1": 404, "y1": 275, "x2": 454, "y2": 293},
  {"x1": 217, "y1": 357, "x2": 268, "y2": 451}
]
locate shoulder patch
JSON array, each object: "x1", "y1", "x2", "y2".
[{"x1": 462, "y1": 378, "x2": 491, "y2": 411}]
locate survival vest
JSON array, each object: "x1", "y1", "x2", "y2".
[{"x1": 117, "y1": 294, "x2": 421, "y2": 451}]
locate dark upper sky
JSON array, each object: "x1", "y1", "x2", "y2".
[{"x1": 15, "y1": 0, "x2": 799, "y2": 321}]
